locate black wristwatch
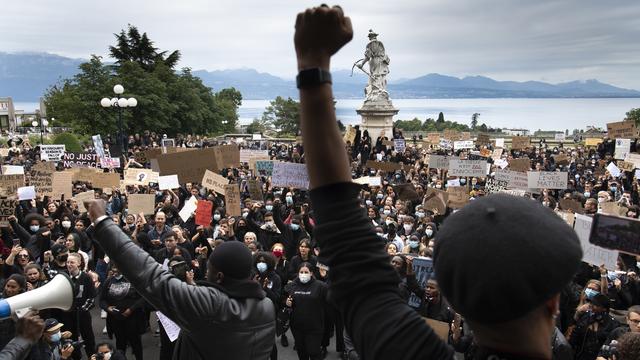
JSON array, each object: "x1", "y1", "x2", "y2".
[{"x1": 296, "y1": 68, "x2": 332, "y2": 89}]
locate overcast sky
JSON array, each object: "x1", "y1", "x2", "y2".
[{"x1": 3, "y1": 0, "x2": 640, "y2": 89}]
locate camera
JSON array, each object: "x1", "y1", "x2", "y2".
[
  {"x1": 600, "y1": 340, "x2": 618, "y2": 359},
  {"x1": 62, "y1": 339, "x2": 84, "y2": 349}
]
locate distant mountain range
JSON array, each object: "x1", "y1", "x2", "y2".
[{"x1": 2, "y1": 51, "x2": 639, "y2": 101}]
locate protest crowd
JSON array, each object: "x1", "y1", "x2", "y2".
[{"x1": 1, "y1": 6, "x2": 640, "y2": 360}]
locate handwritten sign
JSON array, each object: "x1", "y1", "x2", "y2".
[
  {"x1": 491, "y1": 148, "x2": 504, "y2": 161},
  {"x1": 201, "y1": 170, "x2": 229, "y2": 195},
  {"x1": 128, "y1": 194, "x2": 156, "y2": 215},
  {"x1": 52, "y1": 172, "x2": 73, "y2": 199},
  {"x1": 585, "y1": 138, "x2": 603, "y2": 147},
  {"x1": 0, "y1": 198, "x2": 16, "y2": 227},
  {"x1": 574, "y1": 214, "x2": 618, "y2": 270},
  {"x1": 448, "y1": 159, "x2": 488, "y2": 177},
  {"x1": 427, "y1": 133, "x2": 440, "y2": 144},
  {"x1": 247, "y1": 179, "x2": 263, "y2": 201},
  {"x1": 606, "y1": 162, "x2": 621, "y2": 178},
  {"x1": 408, "y1": 257, "x2": 435, "y2": 308},
  {"x1": 607, "y1": 121, "x2": 637, "y2": 138},
  {"x1": 39, "y1": 145, "x2": 66, "y2": 161},
  {"x1": 124, "y1": 169, "x2": 159, "y2": 186},
  {"x1": 427, "y1": 155, "x2": 449, "y2": 170},
  {"x1": 240, "y1": 149, "x2": 269, "y2": 163},
  {"x1": 614, "y1": 139, "x2": 631, "y2": 160},
  {"x1": 195, "y1": 200, "x2": 213, "y2": 226},
  {"x1": 527, "y1": 171, "x2": 568, "y2": 189},
  {"x1": 62, "y1": 152, "x2": 101, "y2": 168},
  {"x1": 365, "y1": 160, "x2": 402, "y2": 172},
  {"x1": 224, "y1": 184, "x2": 241, "y2": 216},
  {"x1": 511, "y1": 136, "x2": 530, "y2": 150},
  {"x1": 443, "y1": 129, "x2": 461, "y2": 141},
  {"x1": 214, "y1": 145, "x2": 240, "y2": 169},
  {"x1": 158, "y1": 175, "x2": 180, "y2": 190},
  {"x1": 255, "y1": 160, "x2": 275, "y2": 176},
  {"x1": 485, "y1": 178, "x2": 508, "y2": 194},
  {"x1": 624, "y1": 153, "x2": 640, "y2": 169},
  {"x1": 74, "y1": 190, "x2": 95, "y2": 213},
  {"x1": 618, "y1": 161, "x2": 635, "y2": 172},
  {"x1": 18, "y1": 186, "x2": 36, "y2": 200},
  {"x1": 156, "y1": 312, "x2": 180, "y2": 342},
  {"x1": 423, "y1": 188, "x2": 448, "y2": 214},
  {"x1": 343, "y1": 125, "x2": 356, "y2": 144},
  {"x1": 508, "y1": 158, "x2": 531, "y2": 173},
  {"x1": 447, "y1": 186, "x2": 469, "y2": 209},
  {"x1": 30, "y1": 163, "x2": 54, "y2": 197},
  {"x1": 454, "y1": 140, "x2": 474, "y2": 150},
  {"x1": 0, "y1": 175, "x2": 25, "y2": 198},
  {"x1": 272, "y1": 162, "x2": 309, "y2": 189},
  {"x1": 90, "y1": 172, "x2": 120, "y2": 189},
  {"x1": 1, "y1": 165, "x2": 24, "y2": 175},
  {"x1": 475, "y1": 133, "x2": 491, "y2": 146},
  {"x1": 495, "y1": 138, "x2": 505, "y2": 148},
  {"x1": 178, "y1": 196, "x2": 198, "y2": 222},
  {"x1": 554, "y1": 133, "x2": 566, "y2": 141}
]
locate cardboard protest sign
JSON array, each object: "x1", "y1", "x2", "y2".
[
  {"x1": 343, "y1": 125, "x2": 356, "y2": 144},
  {"x1": 607, "y1": 121, "x2": 637, "y2": 138},
  {"x1": 124, "y1": 169, "x2": 159, "y2": 186},
  {"x1": 179, "y1": 196, "x2": 198, "y2": 222},
  {"x1": 461, "y1": 132, "x2": 471, "y2": 141},
  {"x1": 224, "y1": 184, "x2": 241, "y2": 216},
  {"x1": 0, "y1": 175, "x2": 25, "y2": 198},
  {"x1": 443, "y1": 129, "x2": 461, "y2": 141},
  {"x1": 240, "y1": 149, "x2": 269, "y2": 163},
  {"x1": 447, "y1": 186, "x2": 469, "y2": 209},
  {"x1": 479, "y1": 148, "x2": 492, "y2": 158},
  {"x1": 144, "y1": 148, "x2": 163, "y2": 161},
  {"x1": 128, "y1": 194, "x2": 156, "y2": 215},
  {"x1": 600, "y1": 202, "x2": 626, "y2": 217},
  {"x1": 247, "y1": 179, "x2": 263, "y2": 201},
  {"x1": 156, "y1": 147, "x2": 219, "y2": 183},
  {"x1": 92, "y1": 172, "x2": 121, "y2": 189},
  {"x1": 201, "y1": 170, "x2": 229, "y2": 195},
  {"x1": 485, "y1": 178, "x2": 508, "y2": 194},
  {"x1": 454, "y1": 140, "x2": 474, "y2": 150},
  {"x1": 0, "y1": 198, "x2": 16, "y2": 227},
  {"x1": 614, "y1": 139, "x2": 631, "y2": 160},
  {"x1": 39, "y1": 145, "x2": 65, "y2": 161},
  {"x1": 618, "y1": 161, "x2": 635, "y2": 172},
  {"x1": 585, "y1": 138, "x2": 603, "y2": 147},
  {"x1": 423, "y1": 188, "x2": 448, "y2": 214},
  {"x1": 574, "y1": 214, "x2": 618, "y2": 270},
  {"x1": 214, "y1": 145, "x2": 240, "y2": 169},
  {"x1": 72, "y1": 167, "x2": 100, "y2": 182},
  {"x1": 427, "y1": 133, "x2": 440, "y2": 144},
  {"x1": 448, "y1": 159, "x2": 488, "y2": 177},
  {"x1": 491, "y1": 148, "x2": 504, "y2": 160},
  {"x1": 29, "y1": 163, "x2": 55, "y2": 197},
  {"x1": 158, "y1": 175, "x2": 180, "y2": 190},
  {"x1": 195, "y1": 200, "x2": 213, "y2": 226},
  {"x1": 475, "y1": 133, "x2": 491, "y2": 146},
  {"x1": 559, "y1": 198, "x2": 584, "y2": 214},
  {"x1": 394, "y1": 184, "x2": 419, "y2": 201},
  {"x1": 1, "y1": 165, "x2": 24, "y2": 175},
  {"x1": 394, "y1": 139, "x2": 406, "y2": 153},
  {"x1": 508, "y1": 158, "x2": 531, "y2": 173},
  {"x1": 272, "y1": 162, "x2": 309, "y2": 189},
  {"x1": 427, "y1": 155, "x2": 449, "y2": 170},
  {"x1": 424, "y1": 318, "x2": 450, "y2": 342},
  {"x1": 408, "y1": 257, "x2": 435, "y2": 308},
  {"x1": 511, "y1": 136, "x2": 530, "y2": 150},
  {"x1": 134, "y1": 151, "x2": 148, "y2": 164},
  {"x1": 73, "y1": 190, "x2": 95, "y2": 213},
  {"x1": 527, "y1": 171, "x2": 568, "y2": 189},
  {"x1": 52, "y1": 171, "x2": 73, "y2": 199},
  {"x1": 624, "y1": 153, "x2": 640, "y2": 169},
  {"x1": 255, "y1": 160, "x2": 275, "y2": 176},
  {"x1": 495, "y1": 138, "x2": 505, "y2": 148},
  {"x1": 553, "y1": 154, "x2": 569, "y2": 166},
  {"x1": 61, "y1": 152, "x2": 101, "y2": 168}
]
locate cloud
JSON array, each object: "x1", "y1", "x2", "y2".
[{"x1": 2, "y1": 0, "x2": 639, "y2": 89}]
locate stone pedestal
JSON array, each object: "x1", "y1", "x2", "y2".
[{"x1": 357, "y1": 98, "x2": 398, "y2": 141}]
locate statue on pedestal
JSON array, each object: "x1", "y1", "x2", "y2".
[{"x1": 352, "y1": 30, "x2": 390, "y2": 103}]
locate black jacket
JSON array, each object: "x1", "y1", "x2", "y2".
[{"x1": 93, "y1": 218, "x2": 275, "y2": 360}]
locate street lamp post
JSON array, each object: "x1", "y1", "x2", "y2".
[
  {"x1": 31, "y1": 118, "x2": 49, "y2": 144},
  {"x1": 100, "y1": 84, "x2": 137, "y2": 154}
]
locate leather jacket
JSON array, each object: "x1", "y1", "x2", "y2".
[{"x1": 94, "y1": 218, "x2": 275, "y2": 359}]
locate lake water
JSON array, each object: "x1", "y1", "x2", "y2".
[{"x1": 17, "y1": 97, "x2": 640, "y2": 131}]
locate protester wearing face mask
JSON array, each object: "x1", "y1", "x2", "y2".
[
  {"x1": 285, "y1": 263, "x2": 328, "y2": 360},
  {"x1": 288, "y1": 239, "x2": 318, "y2": 282},
  {"x1": 90, "y1": 342, "x2": 127, "y2": 360},
  {"x1": 42, "y1": 244, "x2": 69, "y2": 280},
  {"x1": 252, "y1": 252, "x2": 282, "y2": 360},
  {"x1": 28, "y1": 318, "x2": 75, "y2": 360},
  {"x1": 402, "y1": 235, "x2": 424, "y2": 255},
  {"x1": 569, "y1": 294, "x2": 619, "y2": 360},
  {"x1": 99, "y1": 263, "x2": 145, "y2": 360}
]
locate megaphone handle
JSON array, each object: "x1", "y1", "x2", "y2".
[{"x1": 14, "y1": 307, "x2": 34, "y2": 319}]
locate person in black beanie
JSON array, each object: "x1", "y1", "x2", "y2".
[
  {"x1": 293, "y1": 5, "x2": 583, "y2": 360},
  {"x1": 81, "y1": 199, "x2": 275, "y2": 360}
]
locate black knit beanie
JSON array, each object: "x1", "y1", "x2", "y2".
[{"x1": 208, "y1": 241, "x2": 253, "y2": 280}]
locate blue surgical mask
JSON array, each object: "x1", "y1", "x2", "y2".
[
  {"x1": 265, "y1": 205, "x2": 273, "y2": 211},
  {"x1": 416, "y1": 212, "x2": 425, "y2": 218},
  {"x1": 50, "y1": 331, "x2": 61, "y2": 343},
  {"x1": 408, "y1": 240, "x2": 419, "y2": 249},
  {"x1": 365, "y1": 200, "x2": 373, "y2": 206},
  {"x1": 611, "y1": 187, "x2": 617, "y2": 192},
  {"x1": 376, "y1": 194, "x2": 384, "y2": 199},
  {"x1": 256, "y1": 262, "x2": 268, "y2": 273},
  {"x1": 459, "y1": 178, "x2": 467, "y2": 185},
  {"x1": 286, "y1": 197, "x2": 293, "y2": 205},
  {"x1": 290, "y1": 224, "x2": 300, "y2": 231},
  {"x1": 584, "y1": 192, "x2": 590, "y2": 198},
  {"x1": 383, "y1": 210, "x2": 391, "y2": 215},
  {"x1": 213, "y1": 214, "x2": 221, "y2": 221},
  {"x1": 30, "y1": 225, "x2": 40, "y2": 232},
  {"x1": 585, "y1": 288, "x2": 599, "y2": 299}
]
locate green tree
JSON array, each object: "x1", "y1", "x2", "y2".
[
  {"x1": 437, "y1": 112, "x2": 445, "y2": 123},
  {"x1": 394, "y1": 118, "x2": 423, "y2": 131},
  {"x1": 261, "y1": 96, "x2": 300, "y2": 135},
  {"x1": 336, "y1": 120, "x2": 346, "y2": 132},
  {"x1": 471, "y1": 113, "x2": 480, "y2": 129},
  {"x1": 246, "y1": 118, "x2": 267, "y2": 134},
  {"x1": 626, "y1": 108, "x2": 640, "y2": 126},
  {"x1": 109, "y1": 25, "x2": 180, "y2": 71}
]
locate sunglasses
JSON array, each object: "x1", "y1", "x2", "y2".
[{"x1": 17, "y1": 254, "x2": 29, "y2": 258}]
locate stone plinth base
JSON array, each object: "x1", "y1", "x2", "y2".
[{"x1": 357, "y1": 98, "x2": 398, "y2": 141}]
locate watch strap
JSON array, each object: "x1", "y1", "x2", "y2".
[{"x1": 296, "y1": 68, "x2": 332, "y2": 89}]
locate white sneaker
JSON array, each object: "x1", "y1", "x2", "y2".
[{"x1": 101, "y1": 310, "x2": 107, "y2": 319}]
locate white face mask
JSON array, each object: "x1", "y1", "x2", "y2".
[
  {"x1": 61, "y1": 220, "x2": 71, "y2": 229},
  {"x1": 299, "y1": 273, "x2": 311, "y2": 284},
  {"x1": 425, "y1": 229, "x2": 433, "y2": 237},
  {"x1": 403, "y1": 224, "x2": 413, "y2": 233}
]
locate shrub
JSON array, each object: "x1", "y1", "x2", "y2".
[{"x1": 52, "y1": 132, "x2": 83, "y2": 152}]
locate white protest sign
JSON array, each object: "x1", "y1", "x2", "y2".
[
  {"x1": 156, "y1": 312, "x2": 180, "y2": 342},
  {"x1": 92, "y1": 135, "x2": 106, "y2": 159},
  {"x1": 394, "y1": 139, "x2": 406, "y2": 153},
  {"x1": 527, "y1": 171, "x2": 568, "y2": 189},
  {"x1": 554, "y1": 133, "x2": 565, "y2": 141},
  {"x1": 614, "y1": 139, "x2": 631, "y2": 160},
  {"x1": 240, "y1": 149, "x2": 269, "y2": 163},
  {"x1": 496, "y1": 169, "x2": 529, "y2": 191},
  {"x1": 448, "y1": 159, "x2": 488, "y2": 177},
  {"x1": 453, "y1": 140, "x2": 474, "y2": 150},
  {"x1": 574, "y1": 214, "x2": 618, "y2": 270},
  {"x1": 158, "y1": 175, "x2": 180, "y2": 190},
  {"x1": 446, "y1": 179, "x2": 461, "y2": 187},
  {"x1": 428, "y1": 155, "x2": 449, "y2": 169},
  {"x1": 179, "y1": 196, "x2": 198, "y2": 222},
  {"x1": 606, "y1": 162, "x2": 621, "y2": 178},
  {"x1": 636, "y1": 169, "x2": 640, "y2": 179},
  {"x1": 272, "y1": 162, "x2": 309, "y2": 189},
  {"x1": 40, "y1": 145, "x2": 66, "y2": 161},
  {"x1": 495, "y1": 138, "x2": 505, "y2": 148},
  {"x1": 369, "y1": 176, "x2": 381, "y2": 187},
  {"x1": 17, "y1": 186, "x2": 36, "y2": 200},
  {"x1": 1, "y1": 165, "x2": 24, "y2": 175},
  {"x1": 494, "y1": 158, "x2": 509, "y2": 169}
]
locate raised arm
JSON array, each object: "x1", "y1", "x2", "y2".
[{"x1": 295, "y1": 5, "x2": 452, "y2": 360}]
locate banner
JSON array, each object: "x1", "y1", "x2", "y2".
[
  {"x1": 272, "y1": 162, "x2": 309, "y2": 189},
  {"x1": 448, "y1": 159, "x2": 488, "y2": 177},
  {"x1": 240, "y1": 149, "x2": 269, "y2": 163},
  {"x1": 39, "y1": 145, "x2": 66, "y2": 161},
  {"x1": 607, "y1": 121, "x2": 637, "y2": 138},
  {"x1": 527, "y1": 171, "x2": 568, "y2": 189},
  {"x1": 453, "y1": 140, "x2": 474, "y2": 150},
  {"x1": 61, "y1": 152, "x2": 101, "y2": 168}
]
